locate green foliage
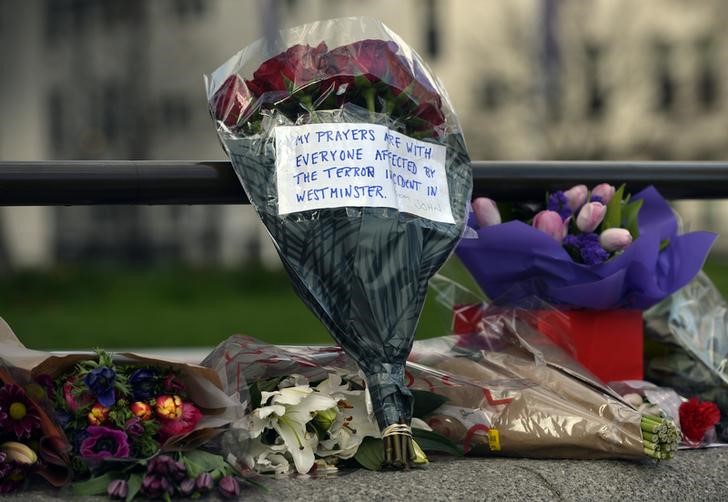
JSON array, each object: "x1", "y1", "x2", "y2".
[
  {"x1": 181, "y1": 450, "x2": 232, "y2": 479},
  {"x1": 412, "y1": 428, "x2": 463, "y2": 456},
  {"x1": 353, "y1": 436, "x2": 384, "y2": 471},
  {"x1": 411, "y1": 389, "x2": 447, "y2": 419},
  {"x1": 601, "y1": 184, "x2": 626, "y2": 231},
  {"x1": 72, "y1": 473, "x2": 117, "y2": 496}
]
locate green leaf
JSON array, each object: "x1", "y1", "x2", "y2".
[
  {"x1": 411, "y1": 390, "x2": 447, "y2": 419},
  {"x1": 354, "y1": 437, "x2": 384, "y2": 471},
  {"x1": 181, "y1": 450, "x2": 228, "y2": 479},
  {"x1": 602, "y1": 184, "x2": 626, "y2": 230},
  {"x1": 622, "y1": 199, "x2": 643, "y2": 239},
  {"x1": 126, "y1": 473, "x2": 142, "y2": 502},
  {"x1": 72, "y1": 473, "x2": 116, "y2": 496},
  {"x1": 412, "y1": 428, "x2": 463, "y2": 456}
]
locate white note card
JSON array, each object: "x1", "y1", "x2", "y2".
[{"x1": 274, "y1": 123, "x2": 453, "y2": 224}]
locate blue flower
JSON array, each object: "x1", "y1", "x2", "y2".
[
  {"x1": 128, "y1": 368, "x2": 158, "y2": 401},
  {"x1": 84, "y1": 367, "x2": 116, "y2": 407},
  {"x1": 547, "y1": 191, "x2": 572, "y2": 221},
  {"x1": 563, "y1": 233, "x2": 608, "y2": 265}
]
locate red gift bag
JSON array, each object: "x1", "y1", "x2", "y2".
[{"x1": 452, "y1": 305, "x2": 644, "y2": 383}]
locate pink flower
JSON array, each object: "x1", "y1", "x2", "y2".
[
  {"x1": 576, "y1": 202, "x2": 606, "y2": 233},
  {"x1": 532, "y1": 210, "x2": 566, "y2": 243},
  {"x1": 79, "y1": 426, "x2": 130, "y2": 460},
  {"x1": 158, "y1": 402, "x2": 202, "y2": 441},
  {"x1": 564, "y1": 184, "x2": 588, "y2": 211},
  {"x1": 592, "y1": 183, "x2": 616, "y2": 204},
  {"x1": 471, "y1": 198, "x2": 501, "y2": 228},
  {"x1": 599, "y1": 228, "x2": 633, "y2": 252}
]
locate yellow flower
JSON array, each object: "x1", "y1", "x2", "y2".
[
  {"x1": 156, "y1": 395, "x2": 183, "y2": 420},
  {"x1": 87, "y1": 403, "x2": 109, "y2": 426}
]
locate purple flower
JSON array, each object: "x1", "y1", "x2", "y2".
[
  {"x1": 196, "y1": 472, "x2": 214, "y2": 493},
  {"x1": 125, "y1": 417, "x2": 145, "y2": 437},
  {"x1": 0, "y1": 455, "x2": 28, "y2": 494},
  {"x1": 218, "y1": 475, "x2": 240, "y2": 499},
  {"x1": 84, "y1": 367, "x2": 116, "y2": 407},
  {"x1": 141, "y1": 474, "x2": 174, "y2": 499},
  {"x1": 564, "y1": 233, "x2": 609, "y2": 265},
  {"x1": 0, "y1": 383, "x2": 41, "y2": 438},
  {"x1": 79, "y1": 426, "x2": 130, "y2": 460},
  {"x1": 547, "y1": 191, "x2": 571, "y2": 221},
  {"x1": 128, "y1": 368, "x2": 158, "y2": 401},
  {"x1": 146, "y1": 455, "x2": 186, "y2": 482},
  {"x1": 107, "y1": 479, "x2": 129, "y2": 499}
]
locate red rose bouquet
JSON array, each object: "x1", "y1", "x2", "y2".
[{"x1": 206, "y1": 17, "x2": 471, "y2": 468}]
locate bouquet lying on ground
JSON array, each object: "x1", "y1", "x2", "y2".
[
  {"x1": 206, "y1": 17, "x2": 471, "y2": 467},
  {"x1": 457, "y1": 183, "x2": 715, "y2": 309},
  {"x1": 0, "y1": 361, "x2": 70, "y2": 493},
  {"x1": 203, "y1": 304, "x2": 678, "y2": 470}
]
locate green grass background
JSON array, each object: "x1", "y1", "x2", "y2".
[{"x1": 2, "y1": 257, "x2": 727, "y2": 350}]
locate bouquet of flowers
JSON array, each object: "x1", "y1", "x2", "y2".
[
  {"x1": 0, "y1": 362, "x2": 71, "y2": 493},
  {"x1": 206, "y1": 17, "x2": 471, "y2": 467},
  {"x1": 457, "y1": 183, "x2": 715, "y2": 309}
]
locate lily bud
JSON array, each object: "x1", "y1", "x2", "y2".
[
  {"x1": 576, "y1": 202, "x2": 606, "y2": 233},
  {"x1": 532, "y1": 210, "x2": 566, "y2": 243},
  {"x1": 0, "y1": 441, "x2": 38, "y2": 465},
  {"x1": 599, "y1": 228, "x2": 633, "y2": 252},
  {"x1": 87, "y1": 403, "x2": 110, "y2": 426},
  {"x1": 591, "y1": 183, "x2": 616, "y2": 204},
  {"x1": 107, "y1": 479, "x2": 129, "y2": 500},
  {"x1": 313, "y1": 407, "x2": 338, "y2": 432},
  {"x1": 564, "y1": 184, "x2": 588, "y2": 211},
  {"x1": 130, "y1": 401, "x2": 153, "y2": 421},
  {"x1": 155, "y1": 395, "x2": 183, "y2": 420},
  {"x1": 471, "y1": 197, "x2": 501, "y2": 228},
  {"x1": 218, "y1": 475, "x2": 240, "y2": 499}
]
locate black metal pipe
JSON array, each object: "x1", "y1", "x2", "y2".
[{"x1": 1, "y1": 160, "x2": 728, "y2": 206}]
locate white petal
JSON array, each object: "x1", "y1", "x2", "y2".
[
  {"x1": 274, "y1": 416, "x2": 315, "y2": 474},
  {"x1": 272, "y1": 385, "x2": 313, "y2": 406},
  {"x1": 285, "y1": 392, "x2": 338, "y2": 424},
  {"x1": 260, "y1": 390, "x2": 281, "y2": 405},
  {"x1": 411, "y1": 417, "x2": 433, "y2": 431}
]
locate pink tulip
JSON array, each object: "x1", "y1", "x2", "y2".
[
  {"x1": 472, "y1": 197, "x2": 501, "y2": 228},
  {"x1": 533, "y1": 210, "x2": 566, "y2": 243},
  {"x1": 592, "y1": 183, "x2": 616, "y2": 204},
  {"x1": 564, "y1": 184, "x2": 588, "y2": 211},
  {"x1": 576, "y1": 202, "x2": 606, "y2": 232},
  {"x1": 599, "y1": 228, "x2": 633, "y2": 252}
]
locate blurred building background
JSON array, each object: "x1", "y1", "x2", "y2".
[{"x1": 1, "y1": 0, "x2": 728, "y2": 269}]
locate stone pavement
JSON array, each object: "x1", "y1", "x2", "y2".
[{"x1": 12, "y1": 448, "x2": 728, "y2": 501}]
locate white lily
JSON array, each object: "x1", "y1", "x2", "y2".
[
  {"x1": 235, "y1": 385, "x2": 337, "y2": 474},
  {"x1": 315, "y1": 374, "x2": 381, "y2": 459}
]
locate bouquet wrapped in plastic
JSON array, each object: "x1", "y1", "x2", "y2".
[
  {"x1": 205, "y1": 17, "x2": 471, "y2": 466},
  {"x1": 457, "y1": 184, "x2": 715, "y2": 309}
]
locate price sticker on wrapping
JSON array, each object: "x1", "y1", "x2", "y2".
[{"x1": 275, "y1": 123, "x2": 454, "y2": 224}]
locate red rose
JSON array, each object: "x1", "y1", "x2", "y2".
[
  {"x1": 211, "y1": 74, "x2": 253, "y2": 127},
  {"x1": 324, "y1": 39, "x2": 410, "y2": 90},
  {"x1": 250, "y1": 42, "x2": 328, "y2": 94},
  {"x1": 679, "y1": 397, "x2": 720, "y2": 443}
]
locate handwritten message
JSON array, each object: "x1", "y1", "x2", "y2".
[{"x1": 275, "y1": 123, "x2": 453, "y2": 223}]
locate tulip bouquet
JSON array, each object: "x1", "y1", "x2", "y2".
[
  {"x1": 457, "y1": 183, "x2": 715, "y2": 310},
  {"x1": 206, "y1": 17, "x2": 471, "y2": 467}
]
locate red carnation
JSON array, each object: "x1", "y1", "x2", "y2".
[{"x1": 678, "y1": 397, "x2": 720, "y2": 443}]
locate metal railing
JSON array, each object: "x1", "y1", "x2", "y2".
[{"x1": 1, "y1": 160, "x2": 728, "y2": 205}]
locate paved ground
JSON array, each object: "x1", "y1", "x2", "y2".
[{"x1": 12, "y1": 448, "x2": 728, "y2": 501}]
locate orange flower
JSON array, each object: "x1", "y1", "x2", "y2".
[
  {"x1": 130, "y1": 401, "x2": 152, "y2": 421},
  {"x1": 155, "y1": 395, "x2": 183, "y2": 420},
  {"x1": 87, "y1": 403, "x2": 109, "y2": 425}
]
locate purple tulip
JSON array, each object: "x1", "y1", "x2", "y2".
[
  {"x1": 564, "y1": 184, "x2": 588, "y2": 211},
  {"x1": 141, "y1": 474, "x2": 174, "y2": 499},
  {"x1": 218, "y1": 475, "x2": 240, "y2": 499},
  {"x1": 107, "y1": 479, "x2": 128, "y2": 500},
  {"x1": 591, "y1": 183, "x2": 616, "y2": 204},
  {"x1": 471, "y1": 198, "x2": 501, "y2": 228},
  {"x1": 196, "y1": 472, "x2": 214, "y2": 493},
  {"x1": 146, "y1": 455, "x2": 187, "y2": 482},
  {"x1": 532, "y1": 210, "x2": 566, "y2": 243},
  {"x1": 178, "y1": 478, "x2": 196, "y2": 497},
  {"x1": 599, "y1": 228, "x2": 633, "y2": 252},
  {"x1": 576, "y1": 202, "x2": 606, "y2": 233}
]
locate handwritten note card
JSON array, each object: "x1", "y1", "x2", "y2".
[{"x1": 274, "y1": 123, "x2": 453, "y2": 223}]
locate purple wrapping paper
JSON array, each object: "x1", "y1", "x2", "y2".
[{"x1": 456, "y1": 186, "x2": 717, "y2": 310}]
